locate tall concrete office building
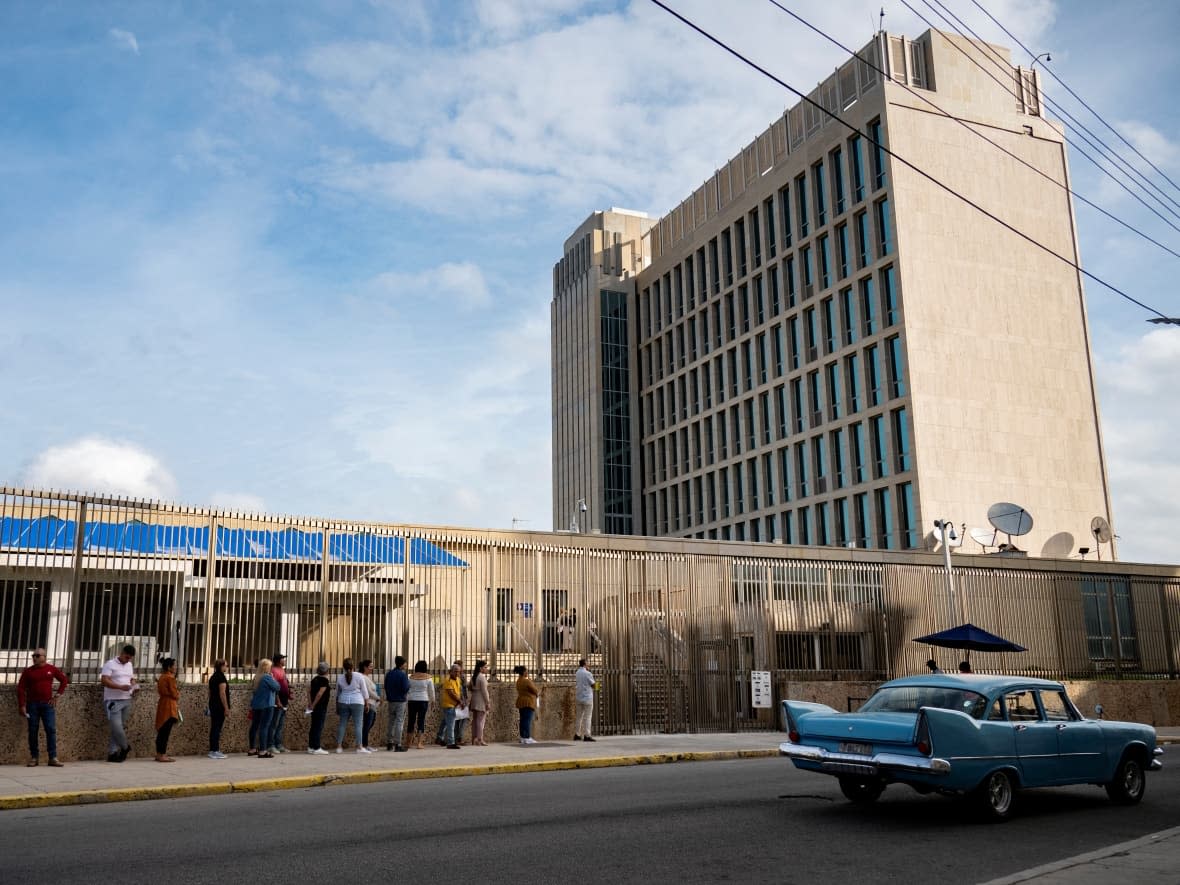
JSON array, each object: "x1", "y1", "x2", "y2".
[{"x1": 551, "y1": 29, "x2": 1114, "y2": 558}]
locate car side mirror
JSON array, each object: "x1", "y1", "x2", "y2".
[{"x1": 1094, "y1": 704, "x2": 1104, "y2": 719}]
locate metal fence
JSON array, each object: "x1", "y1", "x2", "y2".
[{"x1": 2, "y1": 488, "x2": 1178, "y2": 734}]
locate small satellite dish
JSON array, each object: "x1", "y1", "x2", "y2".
[
  {"x1": 970, "y1": 527, "x2": 999, "y2": 550},
  {"x1": 1091, "y1": 516, "x2": 1112, "y2": 544},
  {"x1": 987, "y1": 502, "x2": 1033, "y2": 554}
]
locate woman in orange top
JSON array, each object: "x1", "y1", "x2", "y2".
[
  {"x1": 514, "y1": 664, "x2": 539, "y2": 745},
  {"x1": 154, "y1": 657, "x2": 180, "y2": 762}
]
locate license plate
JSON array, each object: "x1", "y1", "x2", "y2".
[{"x1": 838, "y1": 741, "x2": 872, "y2": 756}]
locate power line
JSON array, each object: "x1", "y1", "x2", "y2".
[
  {"x1": 969, "y1": 0, "x2": 1180, "y2": 199},
  {"x1": 762, "y1": 0, "x2": 1180, "y2": 262},
  {"x1": 643, "y1": 0, "x2": 1170, "y2": 321},
  {"x1": 915, "y1": 0, "x2": 1180, "y2": 223}
]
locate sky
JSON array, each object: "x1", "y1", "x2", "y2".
[{"x1": 0, "y1": 0, "x2": 1177, "y2": 563}]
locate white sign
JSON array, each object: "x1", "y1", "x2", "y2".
[{"x1": 751, "y1": 670, "x2": 773, "y2": 708}]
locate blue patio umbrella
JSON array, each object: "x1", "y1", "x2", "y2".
[{"x1": 912, "y1": 623, "x2": 1027, "y2": 653}]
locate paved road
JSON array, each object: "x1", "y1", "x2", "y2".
[{"x1": 6, "y1": 758, "x2": 1177, "y2": 884}]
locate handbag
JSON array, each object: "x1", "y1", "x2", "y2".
[{"x1": 455, "y1": 705, "x2": 470, "y2": 721}]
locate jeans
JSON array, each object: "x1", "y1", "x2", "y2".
[
  {"x1": 156, "y1": 717, "x2": 178, "y2": 755},
  {"x1": 336, "y1": 703, "x2": 364, "y2": 749},
  {"x1": 441, "y1": 706, "x2": 457, "y2": 745},
  {"x1": 308, "y1": 707, "x2": 328, "y2": 750},
  {"x1": 27, "y1": 700, "x2": 57, "y2": 759},
  {"x1": 385, "y1": 700, "x2": 407, "y2": 747},
  {"x1": 362, "y1": 706, "x2": 376, "y2": 747},
  {"x1": 106, "y1": 698, "x2": 132, "y2": 755},
  {"x1": 575, "y1": 700, "x2": 594, "y2": 737},
  {"x1": 209, "y1": 708, "x2": 226, "y2": 753},
  {"x1": 407, "y1": 701, "x2": 428, "y2": 735},
  {"x1": 519, "y1": 707, "x2": 535, "y2": 740},
  {"x1": 268, "y1": 705, "x2": 288, "y2": 749},
  {"x1": 249, "y1": 706, "x2": 274, "y2": 751}
]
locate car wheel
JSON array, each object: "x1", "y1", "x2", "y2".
[
  {"x1": 1105, "y1": 754, "x2": 1146, "y2": 805},
  {"x1": 838, "y1": 776, "x2": 885, "y2": 804},
  {"x1": 975, "y1": 769, "x2": 1016, "y2": 821}
]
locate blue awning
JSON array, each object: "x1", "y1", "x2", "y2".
[{"x1": 0, "y1": 517, "x2": 466, "y2": 566}]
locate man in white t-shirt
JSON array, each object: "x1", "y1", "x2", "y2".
[
  {"x1": 574, "y1": 659, "x2": 597, "y2": 742},
  {"x1": 100, "y1": 644, "x2": 139, "y2": 762}
]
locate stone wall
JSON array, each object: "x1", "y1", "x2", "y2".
[{"x1": 5, "y1": 681, "x2": 579, "y2": 764}]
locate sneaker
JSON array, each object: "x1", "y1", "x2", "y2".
[
  {"x1": 27, "y1": 759, "x2": 38, "y2": 767},
  {"x1": 275, "y1": 746, "x2": 287, "y2": 754},
  {"x1": 208, "y1": 751, "x2": 223, "y2": 759},
  {"x1": 306, "y1": 748, "x2": 318, "y2": 755},
  {"x1": 259, "y1": 752, "x2": 274, "y2": 758},
  {"x1": 526, "y1": 738, "x2": 537, "y2": 744},
  {"x1": 335, "y1": 747, "x2": 343, "y2": 754},
  {"x1": 520, "y1": 738, "x2": 527, "y2": 745},
  {"x1": 267, "y1": 746, "x2": 279, "y2": 755},
  {"x1": 356, "y1": 747, "x2": 372, "y2": 754},
  {"x1": 313, "y1": 748, "x2": 329, "y2": 755}
]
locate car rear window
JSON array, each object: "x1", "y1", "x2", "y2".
[{"x1": 860, "y1": 686, "x2": 988, "y2": 720}]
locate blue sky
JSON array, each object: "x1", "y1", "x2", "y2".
[{"x1": 1, "y1": 1, "x2": 1177, "y2": 562}]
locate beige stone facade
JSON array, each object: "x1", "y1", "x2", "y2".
[{"x1": 551, "y1": 30, "x2": 1115, "y2": 563}]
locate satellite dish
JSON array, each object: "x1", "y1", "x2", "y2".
[
  {"x1": 987, "y1": 502, "x2": 1034, "y2": 536},
  {"x1": 1091, "y1": 516, "x2": 1112, "y2": 544},
  {"x1": 970, "y1": 527, "x2": 999, "y2": 550},
  {"x1": 987, "y1": 502, "x2": 1033, "y2": 554}
]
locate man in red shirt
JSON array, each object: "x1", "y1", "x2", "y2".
[{"x1": 17, "y1": 647, "x2": 69, "y2": 767}]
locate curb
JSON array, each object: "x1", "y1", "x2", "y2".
[
  {"x1": 0, "y1": 748, "x2": 778, "y2": 811},
  {"x1": 978, "y1": 825, "x2": 1180, "y2": 884}
]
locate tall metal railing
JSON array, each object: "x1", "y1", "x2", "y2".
[{"x1": 2, "y1": 488, "x2": 1177, "y2": 734}]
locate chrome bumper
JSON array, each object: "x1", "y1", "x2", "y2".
[
  {"x1": 779, "y1": 742, "x2": 951, "y2": 776},
  {"x1": 1150, "y1": 746, "x2": 1164, "y2": 771}
]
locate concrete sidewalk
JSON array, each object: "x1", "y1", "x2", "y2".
[{"x1": 0, "y1": 731, "x2": 780, "y2": 810}]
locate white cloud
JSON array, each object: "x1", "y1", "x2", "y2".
[
  {"x1": 1097, "y1": 329, "x2": 1180, "y2": 564},
  {"x1": 371, "y1": 260, "x2": 493, "y2": 308},
  {"x1": 108, "y1": 27, "x2": 139, "y2": 55},
  {"x1": 22, "y1": 437, "x2": 177, "y2": 501}
]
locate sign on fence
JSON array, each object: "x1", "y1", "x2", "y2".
[{"x1": 751, "y1": 670, "x2": 772, "y2": 708}]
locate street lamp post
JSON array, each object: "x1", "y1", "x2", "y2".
[
  {"x1": 934, "y1": 519, "x2": 960, "y2": 625},
  {"x1": 569, "y1": 497, "x2": 588, "y2": 533}
]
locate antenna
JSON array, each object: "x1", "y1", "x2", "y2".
[
  {"x1": 1090, "y1": 516, "x2": 1112, "y2": 561},
  {"x1": 987, "y1": 502, "x2": 1034, "y2": 555},
  {"x1": 879, "y1": 6, "x2": 885, "y2": 33}
]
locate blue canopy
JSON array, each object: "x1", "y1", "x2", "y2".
[
  {"x1": 912, "y1": 622, "x2": 1027, "y2": 653},
  {"x1": 0, "y1": 516, "x2": 466, "y2": 567}
]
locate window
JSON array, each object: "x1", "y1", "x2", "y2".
[
  {"x1": 832, "y1": 147, "x2": 846, "y2": 215},
  {"x1": 754, "y1": 275, "x2": 765, "y2": 325},
  {"x1": 775, "y1": 384, "x2": 789, "y2": 439},
  {"x1": 725, "y1": 291, "x2": 736, "y2": 341},
  {"x1": 709, "y1": 237, "x2": 720, "y2": 294},
  {"x1": 722, "y1": 229, "x2": 734, "y2": 287},
  {"x1": 835, "y1": 497, "x2": 850, "y2": 546},
  {"x1": 892, "y1": 406, "x2": 911, "y2": 472},
  {"x1": 763, "y1": 451, "x2": 775, "y2": 506},
  {"x1": 756, "y1": 333, "x2": 768, "y2": 384},
  {"x1": 801, "y1": 245, "x2": 814, "y2": 292},
  {"x1": 685, "y1": 258, "x2": 696, "y2": 312},
  {"x1": 881, "y1": 265, "x2": 899, "y2": 326},
  {"x1": 703, "y1": 366, "x2": 713, "y2": 409},
  {"x1": 778, "y1": 446, "x2": 792, "y2": 503},
  {"x1": 796, "y1": 174, "x2": 809, "y2": 238},
  {"x1": 1040, "y1": 691, "x2": 1075, "y2": 722},
  {"x1": 826, "y1": 361, "x2": 841, "y2": 420},
  {"x1": 741, "y1": 341, "x2": 753, "y2": 392},
  {"x1": 887, "y1": 336, "x2": 907, "y2": 398},
  {"x1": 797, "y1": 504, "x2": 811, "y2": 545},
  {"x1": 784, "y1": 256, "x2": 797, "y2": 307},
  {"x1": 817, "y1": 501, "x2": 831, "y2": 545},
  {"x1": 831, "y1": 427, "x2": 846, "y2": 489},
  {"x1": 734, "y1": 461, "x2": 745, "y2": 514},
  {"x1": 779, "y1": 185, "x2": 793, "y2": 249},
  {"x1": 813, "y1": 161, "x2": 827, "y2": 227},
  {"x1": 840, "y1": 286, "x2": 857, "y2": 346},
  {"x1": 769, "y1": 265, "x2": 781, "y2": 316},
  {"x1": 717, "y1": 414, "x2": 728, "y2": 460},
  {"x1": 860, "y1": 277, "x2": 877, "y2": 336},
  {"x1": 866, "y1": 344, "x2": 881, "y2": 407},
  {"x1": 738, "y1": 283, "x2": 750, "y2": 333},
  {"x1": 898, "y1": 481, "x2": 916, "y2": 548},
  {"x1": 747, "y1": 457, "x2": 759, "y2": 510},
  {"x1": 818, "y1": 234, "x2": 831, "y2": 289},
  {"x1": 764, "y1": 197, "x2": 777, "y2": 258},
  {"x1": 869, "y1": 118, "x2": 886, "y2": 190},
  {"x1": 875, "y1": 197, "x2": 892, "y2": 255},
  {"x1": 745, "y1": 398, "x2": 757, "y2": 450},
  {"x1": 807, "y1": 370, "x2": 822, "y2": 427},
  {"x1": 736, "y1": 216, "x2": 748, "y2": 277},
  {"x1": 731, "y1": 405, "x2": 742, "y2": 455},
  {"x1": 712, "y1": 301, "x2": 723, "y2": 349},
  {"x1": 788, "y1": 317, "x2": 801, "y2": 370},
  {"x1": 853, "y1": 492, "x2": 869, "y2": 547},
  {"x1": 875, "y1": 486, "x2": 893, "y2": 549},
  {"x1": 849, "y1": 134, "x2": 865, "y2": 202},
  {"x1": 1081, "y1": 578, "x2": 1138, "y2": 662},
  {"x1": 870, "y1": 414, "x2": 889, "y2": 478},
  {"x1": 854, "y1": 211, "x2": 871, "y2": 268},
  {"x1": 804, "y1": 308, "x2": 818, "y2": 362},
  {"x1": 720, "y1": 467, "x2": 731, "y2": 518},
  {"x1": 728, "y1": 348, "x2": 740, "y2": 397},
  {"x1": 822, "y1": 297, "x2": 837, "y2": 354},
  {"x1": 813, "y1": 433, "x2": 827, "y2": 494},
  {"x1": 782, "y1": 510, "x2": 795, "y2": 544},
  {"x1": 760, "y1": 391, "x2": 772, "y2": 444},
  {"x1": 851, "y1": 422, "x2": 867, "y2": 484},
  {"x1": 836, "y1": 224, "x2": 850, "y2": 280},
  {"x1": 795, "y1": 440, "x2": 809, "y2": 498},
  {"x1": 791, "y1": 378, "x2": 805, "y2": 433},
  {"x1": 772, "y1": 324, "x2": 785, "y2": 377}
]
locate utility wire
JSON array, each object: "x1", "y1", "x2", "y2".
[
  {"x1": 917, "y1": 0, "x2": 1180, "y2": 223},
  {"x1": 970, "y1": 0, "x2": 1180, "y2": 199},
  {"x1": 644, "y1": 0, "x2": 1170, "y2": 320},
  {"x1": 762, "y1": 0, "x2": 1180, "y2": 261}
]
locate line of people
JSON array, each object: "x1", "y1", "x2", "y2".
[{"x1": 16, "y1": 644, "x2": 598, "y2": 764}]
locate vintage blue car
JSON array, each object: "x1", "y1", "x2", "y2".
[{"x1": 780, "y1": 674, "x2": 1163, "y2": 820}]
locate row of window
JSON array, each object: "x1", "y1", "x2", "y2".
[
  {"x1": 646, "y1": 479, "x2": 918, "y2": 550},
  {"x1": 640, "y1": 119, "x2": 889, "y2": 343},
  {"x1": 644, "y1": 408, "x2": 912, "y2": 527},
  {"x1": 641, "y1": 258, "x2": 900, "y2": 398},
  {"x1": 643, "y1": 333, "x2": 908, "y2": 457}
]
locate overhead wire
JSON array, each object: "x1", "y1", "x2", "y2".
[
  {"x1": 969, "y1": 0, "x2": 1180, "y2": 200},
  {"x1": 762, "y1": 0, "x2": 1180, "y2": 261},
  {"x1": 643, "y1": 0, "x2": 1171, "y2": 321},
  {"x1": 914, "y1": 0, "x2": 1180, "y2": 224}
]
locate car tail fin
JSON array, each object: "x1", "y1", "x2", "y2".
[{"x1": 915, "y1": 710, "x2": 933, "y2": 756}]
